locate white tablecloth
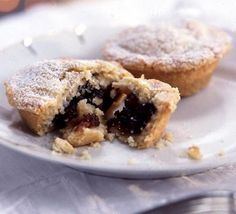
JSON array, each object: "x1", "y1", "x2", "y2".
[{"x1": 0, "y1": 1, "x2": 236, "y2": 213}]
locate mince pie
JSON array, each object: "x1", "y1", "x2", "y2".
[
  {"x1": 106, "y1": 77, "x2": 180, "y2": 148},
  {"x1": 5, "y1": 59, "x2": 180, "y2": 149},
  {"x1": 103, "y1": 20, "x2": 232, "y2": 96}
]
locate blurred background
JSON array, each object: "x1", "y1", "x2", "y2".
[
  {"x1": 0, "y1": 0, "x2": 68, "y2": 15},
  {"x1": 0, "y1": 0, "x2": 235, "y2": 48}
]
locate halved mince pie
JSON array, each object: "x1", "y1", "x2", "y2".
[
  {"x1": 103, "y1": 20, "x2": 232, "y2": 96},
  {"x1": 5, "y1": 59, "x2": 180, "y2": 149},
  {"x1": 107, "y1": 77, "x2": 180, "y2": 148}
]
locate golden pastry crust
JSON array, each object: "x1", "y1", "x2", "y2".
[
  {"x1": 65, "y1": 126, "x2": 106, "y2": 147},
  {"x1": 129, "y1": 61, "x2": 218, "y2": 96},
  {"x1": 62, "y1": 99, "x2": 107, "y2": 147},
  {"x1": 52, "y1": 137, "x2": 75, "y2": 154},
  {"x1": 110, "y1": 77, "x2": 180, "y2": 148},
  {"x1": 5, "y1": 60, "x2": 180, "y2": 149},
  {"x1": 103, "y1": 20, "x2": 232, "y2": 96},
  {"x1": 5, "y1": 59, "x2": 133, "y2": 135}
]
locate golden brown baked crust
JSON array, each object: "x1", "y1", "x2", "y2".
[
  {"x1": 62, "y1": 99, "x2": 107, "y2": 147},
  {"x1": 5, "y1": 60, "x2": 180, "y2": 149},
  {"x1": 103, "y1": 20, "x2": 232, "y2": 96},
  {"x1": 128, "y1": 61, "x2": 218, "y2": 96},
  {"x1": 5, "y1": 59, "x2": 133, "y2": 135}
]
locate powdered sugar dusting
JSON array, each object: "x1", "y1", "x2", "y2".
[
  {"x1": 5, "y1": 59, "x2": 130, "y2": 113},
  {"x1": 104, "y1": 20, "x2": 231, "y2": 72},
  {"x1": 6, "y1": 60, "x2": 72, "y2": 112}
]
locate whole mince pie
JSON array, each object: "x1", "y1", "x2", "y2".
[
  {"x1": 103, "y1": 19, "x2": 232, "y2": 96},
  {"x1": 5, "y1": 59, "x2": 180, "y2": 149}
]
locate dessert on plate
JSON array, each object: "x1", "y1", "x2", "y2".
[
  {"x1": 5, "y1": 59, "x2": 180, "y2": 149},
  {"x1": 103, "y1": 20, "x2": 232, "y2": 96},
  {"x1": 106, "y1": 77, "x2": 180, "y2": 148}
]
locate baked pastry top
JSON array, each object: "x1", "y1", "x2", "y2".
[
  {"x1": 5, "y1": 59, "x2": 180, "y2": 149},
  {"x1": 103, "y1": 20, "x2": 231, "y2": 73},
  {"x1": 5, "y1": 59, "x2": 132, "y2": 135},
  {"x1": 6, "y1": 59, "x2": 131, "y2": 114}
]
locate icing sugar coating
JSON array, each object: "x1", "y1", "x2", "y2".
[
  {"x1": 104, "y1": 20, "x2": 232, "y2": 72},
  {"x1": 5, "y1": 59, "x2": 131, "y2": 114}
]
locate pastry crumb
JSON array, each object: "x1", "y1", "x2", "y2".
[
  {"x1": 127, "y1": 136, "x2": 137, "y2": 147},
  {"x1": 127, "y1": 158, "x2": 138, "y2": 165},
  {"x1": 79, "y1": 150, "x2": 91, "y2": 160},
  {"x1": 65, "y1": 126, "x2": 105, "y2": 147},
  {"x1": 52, "y1": 137, "x2": 75, "y2": 154},
  {"x1": 187, "y1": 145, "x2": 202, "y2": 160},
  {"x1": 127, "y1": 136, "x2": 135, "y2": 144},
  {"x1": 106, "y1": 133, "x2": 115, "y2": 141},
  {"x1": 218, "y1": 149, "x2": 225, "y2": 157}
]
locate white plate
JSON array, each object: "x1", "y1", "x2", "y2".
[{"x1": 0, "y1": 27, "x2": 235, "y2": 179}]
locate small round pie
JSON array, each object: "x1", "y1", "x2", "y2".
[
  {"x1": 5, "y1": 59, "x2": 180, "y2": 149},
  {"x1": 103, "y1": 20, "x2": 232, "y2": 96}
]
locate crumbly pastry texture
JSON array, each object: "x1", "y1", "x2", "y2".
[
  {"x1": 103, "y1": 20, "x2": 232, "y2": 96},
  {"x1": 187, "y1": 145, "x2": 202, "y2": 160},
  {"x1": 5, "y1": 59, "x2": 180, "y2": 149},
  {"x1": 52, "y1": 137, "x2": 75, "y2": 154},
  {"x1": 5, "y1": 59, "x2": 132, "y2": 135},
  {"x1": 110, "y1": 77, "x2": 180, "y2": 148},
  {"x1": 5, "y1": 59, "x2": 131, "y2": 114}
]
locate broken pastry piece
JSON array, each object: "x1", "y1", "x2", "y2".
[
  {"x1": 5, "y1": 59, "x2": 132, "y2": 136},
  {"x1": 107, "y1": 77, "x2": 180, "y2": 148},
  {"x1": 52, "y1": 137, "x2": 75, "y2": 154},
  {"x1": 5, "y1": 59, "x2": 180, "y2": 149},
  {"x1": 62, "y1": 99, "x2": 107, "y2": 147}
]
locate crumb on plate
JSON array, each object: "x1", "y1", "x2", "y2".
[
  {"x1": 127, "y1": 158, "x2": 138, "y2": 165},
  {"x1": 187, "y1": 145, "x2": 202, "y2": 160},
  {"x1": 218, "y1": 149, "x2": 225, "y2": 157},
  {"x1": 106, "y1": 133, "x2": 115, "y2": 142},
  {"x1": 79, "y1": 150, "x2": 91, "y2": 160},
  {"x1": 52, "y1": 137, "x2": 75, "y2": 154},
  {"x1": 127, "y1": 136, "x2": 137, "y2": 147}
]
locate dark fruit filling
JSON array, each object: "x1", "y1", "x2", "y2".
[
  {"x1": 53, "y1": 83, "x2": 113, "y2": 129},
  {"x1": 75, "y1": 113, "x2": 100, "y2": 131},
  {"x1": 107, "y1": 93, "x2": 156, "y2": 135},
  {"x1": 79, "y1": 83, "x2": 113, "y2": 111},
  {"x1": 52, "y1": 83, "x2": 156, "y2": 136},
  {"x1": 53, "y1": 96, "x2": 79, "y2": 129}
]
